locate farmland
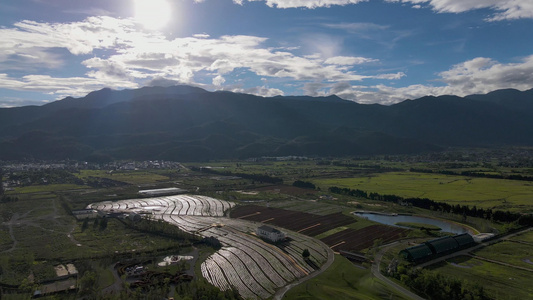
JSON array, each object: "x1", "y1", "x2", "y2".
[
  {"x1": 320, "y1": 225, "x2": 408, "y2": 252},
  {"x1": 284, "y1": 254, "x2": 409, "y2": 300},
  {"x1": 90, "y1": 195, "x2": 331, "y2": 299},
  {"x1": 230, "y1": 205, "x2": 357, "y2": 236},
  {"x1": 314, "y1": 172, "x2": 533, "y2": 212},
  {"x1": 2, "y1": 152, "x2": 533, "y2": 299},
  {"x1": 428, "y1": 255, "x2": 533, "y2": 299}
]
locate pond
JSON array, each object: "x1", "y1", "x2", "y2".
[{"x1": 354, "y1": 212, "x2": 474, "y2": 234}]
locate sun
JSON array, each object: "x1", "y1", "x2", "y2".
[{"x1": 134, "y1": 0, "x2": 171, "y2": 30}]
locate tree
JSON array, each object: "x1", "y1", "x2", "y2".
[
  {"x1": 78, "y1": 271, "x2": 98, "y2": 298},
  {"x1": 0, "y1": 167, "x2": 4, "y2": 197},
  {"x1": 302, "y1": 248, "x2": 310, "y2": 259},
  {"x1": 81, "y1": 218, "x2": 89, "y2": 232}
]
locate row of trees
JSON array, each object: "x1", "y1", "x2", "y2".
[
  {"x1": 410, "y1": 168, "x2": 533, "y2": 182},
  {"x1": 193, "y1": 167, "x2": 283, "y2": 184},
  {"x1": 328, "y1": 186, "x2": 533, "y2": 226},
  {"x1": 394, "y1": 267, "x2": 490, "y2": 300},
  {"x1": 292, "y1": 180, "x2": 316, "y2": 189},
  {"x1": 0, "y1": 168, "x2": 17, "y2": 203}
]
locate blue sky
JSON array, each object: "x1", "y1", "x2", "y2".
[{"x1": 1, "y1": 0, "x2": 533, "y2": 107}]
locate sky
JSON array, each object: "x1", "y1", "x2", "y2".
[{"x1": 1, "y1": 0, "x2": 533, "y2": 107}]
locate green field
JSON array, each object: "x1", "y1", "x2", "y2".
[
  {"x1": 9, "y1": 184, "x2": 88, "y2": 194},
  {"x1": 314, "y1": 172, "x2": 533, "y2": 211},
  {"x1": 473, "y1": 241, "x2": 533, "y2": 270},
  {"x1": 428, "y1": 256, "x2": 533, "y2": 299},
  {"x1": 2, "y1": 158, "x2": 532, "y2": 299},
  {"x1": 284, "y1": 255, "x2": 408, "y2": 300},
  {"x1": 510, "y1": 230, "x2": 533, "y2": 243},
  {"x1": 76, "y1": 170, "x2": 171, "y2": 184}
]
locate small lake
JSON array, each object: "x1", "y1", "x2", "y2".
[{"x1": 354, "y1": 212, "x2": 473, "y2": 235}]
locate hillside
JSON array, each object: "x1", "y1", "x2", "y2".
[{"x1": 1, "y1": 86, "x2": 532, "y2": 161}]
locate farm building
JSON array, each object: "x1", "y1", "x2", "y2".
[
  {"x1": 426, "y1": 236, "x2": 459, "y2": 254},
  {"x1": 400, "y1": 233, "x2": 477, "y2": 263},
  {"x1": 256, "y1": 225, "x2": 286, "y2": 242},
  {"x1": 453, "y1": 233, "x2": 476, "y2": 247},
  {"x1": 472, "y1": 233, "x2": 495, "y2": 243},
  {"x1": 399, "y1": 244, "x2": 434, "y2": 262}
]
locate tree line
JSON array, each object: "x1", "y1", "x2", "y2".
[
  {"x1": 191, "y1": 167, "x2": 283, "y2": 184},
  {"x1": 410, "y1": 168, "x2": 533, "y2": 182},
  {"x1": 328, "y1": 186, "x2": 533, "y2": 226},
  {"x1": 0, "y1": 168, "x2": 18, "y2": 203},
  {"x1": 395, "y1": 267, "x2": 490, "y2": 300}
]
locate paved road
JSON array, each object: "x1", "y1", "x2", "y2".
[
  {"x1": 372, "y1": 242, "x2": 426, "y2": 300},
  {"x1": 273, "y1": 239, "x2": 335, "y2": 300}
]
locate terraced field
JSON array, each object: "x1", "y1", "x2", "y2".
[{"x1": 89, "y1": 195, "x2": 330, "y2": 299}]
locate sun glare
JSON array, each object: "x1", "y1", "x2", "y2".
[{"x1": 134, "y1": 0, "x2": 171, "y2": 30}]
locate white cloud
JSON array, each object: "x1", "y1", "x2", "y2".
[
  {"x1": 193, "y1": 33, "x2": 210, "y2": 38},
  {"x1": 439, "y1": 55, "x2": 533, "y2": 94},
  {"x1": 386, "y1": 0, "x2": 533, "y2": 21},
  {"x1": 325, "y1": 56, "x2": 378, "y2": 65},
  {"x1": 1, "y1": 16, "x2": 403, "y2": 102},
  {"x1": 213, "y1": 75, "x2": 226, "y2": 86},
  {"x1": 224, "y1": 85, "x2": 284, "y2": 97},
  {"x1": 234, "y1": 0, "x2": 368, "y2": 9},
  {"x1": 0, "y1": 73, "x2": 137, "y2": 100},
  {"x1": 329, "y1": 55, "x2": 533, "y2": 104},
  {"x1": 375, "y1": 72, "x2": 406, "y2": 80},
  {"x1": 322, "y1": 22, "x2": 390, "y2": 33},
  {"x1": 234, "y1": 0, "x2": 533, "y2": 20}
]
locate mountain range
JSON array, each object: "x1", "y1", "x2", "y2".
[{"x1": 1, "y1": 86, "x2": 532, "y2": 161}]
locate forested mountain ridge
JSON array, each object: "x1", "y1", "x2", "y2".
[{"x1": 1, "y1": 86, "x2": 532, "y2": 161}]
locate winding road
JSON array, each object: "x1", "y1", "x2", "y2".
[
  {"x1": 372, "y1": 241, "x2": 426, "y2": 300},
  {"x1": 273, "y1": 239, "x2": 335, "y2": 300}
]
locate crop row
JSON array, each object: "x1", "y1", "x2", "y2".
[
  {"x1": 88, "y1": 195, "x2": 234, "y2": 217},
  {"x1": 231, "y1": 205, "x2": 356, "y2": 236},
  {"x1": 89, "y1": 196, "x2": 329, "y2": 299}
]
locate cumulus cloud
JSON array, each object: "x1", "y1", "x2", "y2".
[
  {"x1": 439, "y1": 55, "x2": 533, "y2": 94},
  {"x1": 328, "y1": 55, "x2": 533, "y2": 104},
  {"x1": 1, "y1": 15, "x2": 404, "y2": 102},
  {"x1": 212, "y1": 75, "x2": 226, "y2": 86},
  {"x1": 224, "y1": 85, "x2": 284, "y2": 97}
]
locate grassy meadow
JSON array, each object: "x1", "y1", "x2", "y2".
[
  {"x1": 284, "y1": 255, "x2": 408, "y2": 300},
  {"x1": 75, "y1": 169, "x2": 171, "y2": 184},
  {"x1": 473, "y1": 241, "x2": 533, "y2": 270},
  {"x1": 314, "y1": 172, "x2": 533, "y2": 211},
  {"x1": 428, "y1": 255, "x2": 533, "y2": 299}
]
